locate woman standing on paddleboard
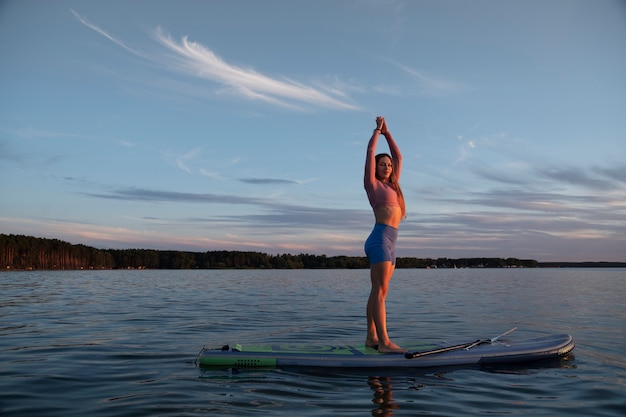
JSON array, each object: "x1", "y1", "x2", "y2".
[{"x1": 364, "y1": 116, "x2": 406, "y2": 353}]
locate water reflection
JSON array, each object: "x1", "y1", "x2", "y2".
[
  {"x1": 368, "y1": 376, "x2": 399, "y2": 416},
  {"x1": 365, "y1": 357, "x2": 576, "y2": 416}
]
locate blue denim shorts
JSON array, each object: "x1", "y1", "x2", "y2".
[{"x1": 364, "y1": 223, "x2": 398, "y2": 265}]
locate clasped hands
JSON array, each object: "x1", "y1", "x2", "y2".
[{"x1": 375, "y1": 116, "x2": 390, "y2": 136}]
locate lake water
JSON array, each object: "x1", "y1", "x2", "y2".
[{"x1": 1, "y1": 268, "x2": 624, "y2": 416}]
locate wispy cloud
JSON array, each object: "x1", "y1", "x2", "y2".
[
  {"x1": 535, "y1": 165, "x2": 623, "y2": 191},
  {"x1": 172, "y1": 147, "x2": 203, "y2": 174},
  {"x1": 471, "y1": 166, "x2": 527, "y2": 185},
  {"x1": 237, "y1": 178, "x2": 300, "y2": 185},
  {"x1": 83, "y1": 187, "x2": 267, "y2": 206},
  {"x1": 1, "y1": 127, "x2": 87, "y2": 167},
  {"x1": 385, "y1": 59, "x2": 472, "y2": 96},
  {"x1": 15, "y1": 127, "x2": 84, "y2": 140},
  {"x1": 82, "y1": 185, "x2": 368, "y2": 224},
  {"x1": 71, "y1": 10, "x2": 359, "y2": 111},
  {"x1": 593, "y1": 164, "x2": 626, "y2": 183},
  {"x1": 470, "y1": 159, "x2": 626, "y2": 194},
  {"x1": 70, "y1": 9, "x2": 147, "y2": 58},
  {"x1": 153, "y1": 28, "x2": 360, "y2": 111}
]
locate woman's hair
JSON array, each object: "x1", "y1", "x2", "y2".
[{"x1": 375, "y1": 153, "x2": 406, "y2": 218}]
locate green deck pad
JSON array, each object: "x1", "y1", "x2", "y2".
[{"x1": 198, "y1": 355, "x2": 277, "y2": 368}]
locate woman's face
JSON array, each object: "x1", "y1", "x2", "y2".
[{"x1": 376, "y1": 156, "x2": 392, "y2": 181}]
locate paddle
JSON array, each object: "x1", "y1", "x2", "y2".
[{"x1": 404, "y1": 327, "x2": 517, "y2": 360}]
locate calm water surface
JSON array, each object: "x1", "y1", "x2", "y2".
[{"x1": 1, "y1": 268, "x2": 624, "y2": 416}]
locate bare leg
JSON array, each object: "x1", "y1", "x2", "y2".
[{"x1": 366, "y1": 261, "x2": 405, "y2": 353}]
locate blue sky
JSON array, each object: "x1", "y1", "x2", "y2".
[{"x1": 1, "y1": 0, "x2": 625, "y2": 262}]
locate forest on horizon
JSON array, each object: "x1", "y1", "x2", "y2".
[{"x1": 1, "y1": 234, "x2": 624, "y2": 270}]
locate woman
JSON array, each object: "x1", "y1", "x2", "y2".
[{"x1": 364, "y1": 116, "x2": 406, "y2": 353}]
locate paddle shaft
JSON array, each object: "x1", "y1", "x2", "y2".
[
  {"x1": 405, "y1": 340, "x2": 483, "y2": 359},
  {"x1": 405, "y1": 327, "x2": 518, "y2": 360}
]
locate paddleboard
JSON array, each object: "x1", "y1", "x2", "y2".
[{"x1": 197, "y1": 331, "x2": 574, "y2": 369}]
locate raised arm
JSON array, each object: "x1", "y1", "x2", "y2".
[
  {"x1": 364, "y1": 129, "x2": 380, "y2": 187},
  {"x1": 383, "y1": 131, "x2": 402, "y2": 182},
  {"x1": 378, "y1": 117, "x2": 402, "y2": 180}
]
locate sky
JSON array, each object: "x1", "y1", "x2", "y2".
[{"x1": 1, "y1": 0, "x2": 625, "y2": 262}]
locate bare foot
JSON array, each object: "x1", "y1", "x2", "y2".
[
  {"x1": 365, "y1": 338, "x2": 379, "y2": 349},
  {"x1": 377, "y1": 341, "x2": 407, "y2": 354}
]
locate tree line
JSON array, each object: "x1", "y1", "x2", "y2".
[
  {"x1": 1, "y1": 234, "x2": 116, "y2": 270},
  {"x1": 0, "y1": 233, "x2": 547, "y2": 270}
]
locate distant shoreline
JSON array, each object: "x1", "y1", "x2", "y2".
[{"x1": 2, "y1": 234, "x2": 624, "y2": 270}]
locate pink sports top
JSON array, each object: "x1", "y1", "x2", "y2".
[{"x1": 364, "y1": 130, "x2": 403, "y2": 211}]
